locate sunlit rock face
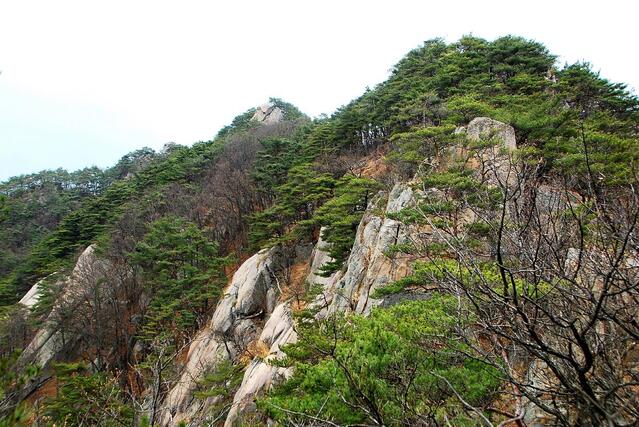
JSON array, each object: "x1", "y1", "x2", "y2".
[
  {"x1": 157, "y1": 183, "x2": 419, "y2": 425},
  {"x1": 222, "y1": 235, "x2": 340, "y2": 425},
  {"x1": 163, "y1": 121, "x2": 525, "y2": 424},
  {"x1": 161, "y1": 117, "x2": 529, "y2": 425},
  {"x1": 251, "y1": 103, "x2": 285, "y2": 124},
  {"x1": 217, "y1": 183, "x2": 422, "y2": 424},
  {"x1": 215, "y1": 122, "x2": 522, "y2": 423},
  {"x1": 160, "y1": 248, "x2": 281, "y2": 425},
  {"x1": 463, "y1": 116, "x2": 517, "y2": 151},
  {"x1": 18, "y1": 279, "x2": 44, "y2": 308}
]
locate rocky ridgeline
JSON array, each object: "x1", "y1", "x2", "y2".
[
  {"x1": 22, "y1": 116, "x2": 554, "y2": 425},
  {"x1": 158, "y1": 245, "x2": 303, "y2": 425},
  {"x1": 159, "y1": 179, "x2": 421, "y2": 425},
  {"x1": 173, "y1": 116, "x2": 524, "y2": 426},
  {"x1": 320, "y1": 182, "x2": 417, "y2": 316}
]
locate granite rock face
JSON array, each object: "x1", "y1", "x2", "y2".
[
  {"x1": 159, "y1": 181, "x2": 424, "y2": 425},
  {"x1": 20, "y1": 245, "x2": 108, "y2": 368},
  {"x1": 161, "y1": 120, "x2": 523, "y2": 424},
  {"x1": 251, "y1": 103, "x2": 285, "y2": 124},
  {"x1": 224, "y1": 302, "x2": 296, "y2": 426},
  {"x1": 327, "y1": 182, "x2": 417, "y2": 315},
  {"x1": 463, "y1": 116, "x2": 517, "y2": 151},
  {"x1": 160, "y1": 247, "x2": 287, "y2": 425},
  {"x1": 18, "y1": 278, "x2": 44, "y2": 308},
  {"x1": 159, "y1": 244, "x2": 316, "y2": 426},
  {"x1": 213, "y1": 122, "x2": 522, "y2": 424},
  {"x1": 454, "y1": 116, "x2": 518, "y2": 186}
]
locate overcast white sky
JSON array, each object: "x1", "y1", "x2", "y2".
[{"x1": 0, "y1": 0, "x2": 637, "y2": 181}]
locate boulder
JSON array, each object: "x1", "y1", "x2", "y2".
[
  {"x1": 454, "y1": 117, "x2": 518, "y2": 186},
  {"x1": 20, "y1": 245, "x2": 107, "y2": 368},
  {"x1": 251, "y1": 103, "x2": 284, "y2": 124},
  {"x1": 463, "y1": 116, "x2": 517, "y2": 150}
]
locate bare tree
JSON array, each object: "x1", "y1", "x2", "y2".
[{"x1": 401, "y1": 137, "x2": 639, "y2": 425}]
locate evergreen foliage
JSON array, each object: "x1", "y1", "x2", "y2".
[
  {"x1": 0, "y1": 351, "x2": 39, "y2": 426},
  {"x1": 38, "y1": 363, "x2": 134, "y2": 426},
  {"x1": 0, "y1": 140, "x2": 222, "y2": 305},
  {"x1": 305, "y1": 175, "x2": 380, "y2": 275},
  {"x1": 131, "y1": 216, "x2": 227, "y2": 343},
  {"x1": 249, "y1": 163, "x2": 335, "y2": 249},
  {"x1": 0, "y1": 34, "x2": 637, "y2": 426},
  {"x1": 252, "y1": 137, "x2": 301, "y2": 197},
  {"x1": 262, "y1": 297, "x2": 501, "y2": 426},
  {"x1": 193, "y1": 360, "x2": 245, "y2": 423}
]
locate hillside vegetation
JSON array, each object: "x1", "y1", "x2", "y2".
[{"x1": 0, "y1": 36, "x2": 637, "y2": 426}]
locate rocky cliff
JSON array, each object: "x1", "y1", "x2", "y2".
[
  {"x1": 158, "y1": 176, "x2": 428, "y2": 425},
  {"x1": 17, "y1": 116, "x2": 534, "y2": 426},
  {"x1": 173, "y1": 116, "x2": 532, "y2": 426},
  {"x1": 159, "y1": 244, "x2": 312, "y2": 425},
  {"x1": 18, "y1": 116, "x2": 625, "y2": 426}
]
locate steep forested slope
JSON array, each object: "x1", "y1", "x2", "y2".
[
  {"x1": 0, "y1": 37, "x2": 637, "y2": 426},
  {"x1": 0, "y1": 148, "x2": 160, "y2": 303}
]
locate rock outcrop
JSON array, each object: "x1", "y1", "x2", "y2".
[
  {"x1": 20, "y1": 115, "x2": 529, "y2": 424},
  {"x1": 325, "y1": 182, "x2": 417, "y2": 315},
  {"x1": 224, "y1": 302, "x2": 296, "y2": 426},
  {"x1": 159, "y1": 117, "x2": 528, "y2": 424},
  {"x1": 159, "y1": 245, "x2": 310, "y2": 425},
  {"x1": 251, "y1": 103, "x2": 284, "y2": 124},
  {"x1": 454, "y1": 117, "x2": 518, "y2": 186},
  {"x1": 221, "y1": 235, "x2": 341, "y2": 425},
  {"x1": 18, "y1": 279, "x2": 44, "y2": 308},
  {"x1": 160, "y1": 181, "x2": 424, "y2": 425},
  {"x1": 462, "y1": 117, "x2": 517, "y2": 151},
  {"x1": 20, "y1": 245, "x2": 106, "y2": 368}
]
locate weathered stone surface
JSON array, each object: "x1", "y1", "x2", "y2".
[
  {"x1": 305, "y1": 231, "x2": 337, "y2": 290},
  {"x1": 453, "y1": 117, "x2": 518, "y2": 186},
  {"x1": 259, "y1": 303, "x2": 296, "y2": 351},
  {"x1": 463, "y1": 117, "x2": 517, "y2": 150},
  {"x1": 224, "y1": 303, "x2": 296, "y2": 426},
  {"x1": 210, "y1": 290, "x2": 238, "y2": 334},
  {"x1": 235, "y1": 250, "x2": 277, "y2": 316},
  {"x1": 21, "y1": 326, "x2": 64, "y2": 369},
  {"x1": 303, "y1": 230, "x2": 344, "y2": 318},
  {"x1": 18, "y1": 280, "x2": 43, "y2": 308},
  {"x1": 20, "y1": 245, "x2": 105, "y2": 368},
  {"x1": 160, "y1": 246, "x2": 313, "y2": 426},
  {"x1": 251, "y1": 103, "x2": 285, "y2": 124},
  {"x1": 160, "y1": 330, "x2": 230, "y2": 425},
  {"x1": 169, "y1": 181, "x2": 428, "y2": 425},
  {"x1": 221, "y1": 183, "x2": 424, "y2": 424},
  {"x1": 328, "y1": 214, "x2": 382, "y2": 314},
  {"x1": 324, "y1": 183, "x2": 416, "y2": 315},
  {"x1": 160, "y1": 248, "x2": 281, "y2": 425}
]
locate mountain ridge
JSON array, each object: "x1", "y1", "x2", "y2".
[{"x1": 1, "y1": 35, "x2": 638, "y2": 426}]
